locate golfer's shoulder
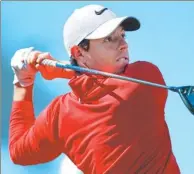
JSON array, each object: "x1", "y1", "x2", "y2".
[
  {"x1": 125, "y1": 61, "x2": 162, "y2": 76},
  {"x1": 128, "y1": 61, "x2": 159, "y2": 70},
  {"x1": 47, "y1": 94, "x2": 68, "y2": 109}
]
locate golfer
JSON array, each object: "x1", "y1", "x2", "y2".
[{"x1": 9, "y1": 4, "x2": 180, "y2": 174}]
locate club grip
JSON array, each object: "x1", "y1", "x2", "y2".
[{"x1": 41, "y1": 59, "x2": 57, "y2": 67}]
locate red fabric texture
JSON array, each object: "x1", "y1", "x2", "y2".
[{"x1": 9, "y1": 61, "x2": 180, "y2": 174}]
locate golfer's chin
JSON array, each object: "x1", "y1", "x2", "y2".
[
  {"x1": 115, "y1": 60, "x2": 129, "y2": 74},
  {"x1": 96, "y1": 60, "x2": 129, "y2": 74}
]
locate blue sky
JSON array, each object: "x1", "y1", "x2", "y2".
[{"x1": 2, "y1": 1, "x2": 194, "y2": 174}]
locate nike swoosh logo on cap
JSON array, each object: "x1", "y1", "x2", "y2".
[{"x1": 95, "y1": 8, "x2": 108, "y2": 15}]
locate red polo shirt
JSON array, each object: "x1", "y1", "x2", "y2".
[{"x1": 9, "y1": 61, "x2": 180, "y2": 174}]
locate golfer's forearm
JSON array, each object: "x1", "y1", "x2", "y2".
[
  {"x1": 56, "y1": 61, "x2": 76, "y2": 79},
  {"x1": 10, "y1": 84, "x2": 35, "y2": 164},
  {"x1": 59, "y1": 69, "x2": 76, "y2": 79},
  {"x1": 13, "y1": 84, "x2": 33, "y2": 101},
  {"x1": 9, "y1": 95, "x2": 36, "y2": 164},
  {"x1": 9, "y1": 95, "x2": 63, "y2": 165}
]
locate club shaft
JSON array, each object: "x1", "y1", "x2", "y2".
[{"x1": 42, "y1": 59, "x2": 176, "y2": 91}]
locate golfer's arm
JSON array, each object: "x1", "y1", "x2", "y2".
[
  {"x1": 13, "y1": 84, "x2": 33, "y2": 101},
  {"x1": 57, "y1": 60, "x2": 76, "y2": 79},
  {"x1": 9, "y1": 84, "x2": 63, "y2": 165},
  {"x1": 143, "y1": 61, "x2": 167, "y2": 106}
]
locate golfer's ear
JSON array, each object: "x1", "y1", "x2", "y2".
[
  {"x1": 70, "y1": 46, "x2": 83, "y2": 60},
  {"x1": 70, "y1": 46, "x2": 89, "y2": 68}
]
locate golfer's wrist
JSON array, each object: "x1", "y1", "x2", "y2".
[
  {"x1": 13, "y1": 83, "x2": 34, "y2": 101},
  {"x1": 63, "y1": 70, "x2": 75, "y2": 79}
]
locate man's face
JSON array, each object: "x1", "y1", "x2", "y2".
[{"x1": 82, "y1": 26, "x2": 129, "y2": 74}]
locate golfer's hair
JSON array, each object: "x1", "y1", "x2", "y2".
[{"x1": 70, "y1": 39, "x2": 90, "y2": 66}]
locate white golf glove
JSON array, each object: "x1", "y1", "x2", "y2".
[{"x1": 11, "y1": 47, "x2": 37, "y2": 87}]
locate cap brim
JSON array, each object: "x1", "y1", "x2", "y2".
[{"x1": 85, "y1": 16, "x2": 140, "y2": 40}]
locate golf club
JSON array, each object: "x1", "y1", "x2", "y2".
[{"x1": 42, "y1": 59, "x2": 194, "y2": 115}]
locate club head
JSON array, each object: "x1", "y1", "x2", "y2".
[{"x1": 177, "y1": 86, "x2": 194, "y2": 115}]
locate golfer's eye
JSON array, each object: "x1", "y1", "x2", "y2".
[
  {"x1": 104, "y1": 36, "x2": 113, "y2": 42},
  {"x1": 121, "y1": 33, "x2": 126, "y2": 39}
]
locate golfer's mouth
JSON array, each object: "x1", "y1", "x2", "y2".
[{"x1": 116, "y1": 57, "x2": 129, "y2": 61}]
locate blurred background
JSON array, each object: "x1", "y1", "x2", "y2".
[{"x1": 1, "y1": 1, "x2": 194, "y2": 174}]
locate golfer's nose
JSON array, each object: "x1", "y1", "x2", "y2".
[{"x1": 119, "y1": 39, "x2": 128, "y2": 52}]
